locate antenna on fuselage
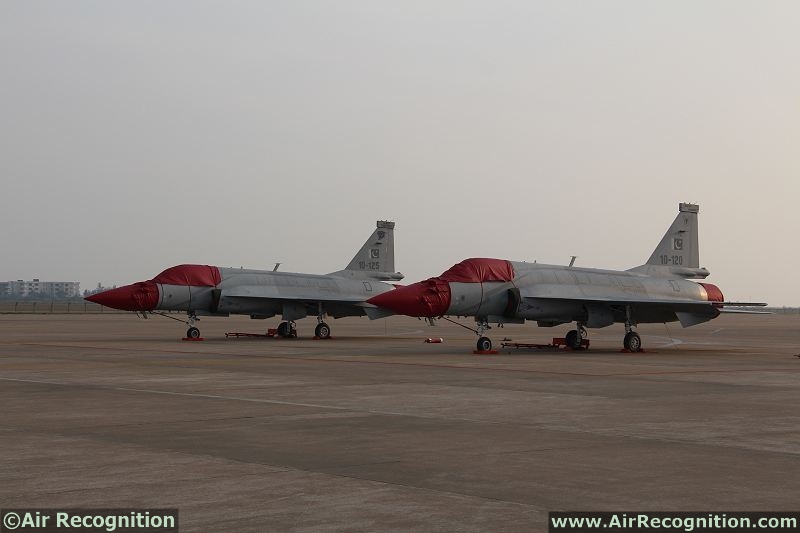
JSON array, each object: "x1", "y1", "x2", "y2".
[
  {"x1": 569, "y1": 256, "x2": 577, "y2": 267},
  {"x1": 273, "y1": 263, "x2": 281, "y2": 272}
]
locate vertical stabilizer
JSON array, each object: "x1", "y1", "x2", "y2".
[
  {"x1": 629, "y1": 203, "x2": 710, "y2": 279},
  {"x1": 330, "y1": 221, "x2": 404, "y2": 281}
]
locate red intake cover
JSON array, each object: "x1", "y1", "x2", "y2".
[
  {"x1": 152, "y1": 264, "x2": 221, "y2": 286},
  {"x1": 439, "y1": 258, "x2": 515, "y2": 283}
]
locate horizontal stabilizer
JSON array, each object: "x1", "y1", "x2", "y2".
[{"x1": 719, "y1": 308, "x2": 771, "y2": 315}]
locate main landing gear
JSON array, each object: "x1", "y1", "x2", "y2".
[
  {"x1": 622, "y1": 306, "x2": 642, "y2": 352},
  {"x1": 273, "y1": 320, "x2": 330, "y2": 339},
  {"x1": 564, "y1": 324, "x2": 588, "y2": 350},
  {"x1": 276, "y1": 321, "x2": 297, "y2": 338},
  {"x1": 624, "y1": 331, "x2": 642, "y2": 352},
  {"x1": 314, "y1": 321, "x2": 331, "y2": 339}
]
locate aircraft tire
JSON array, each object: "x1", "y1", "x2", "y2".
[
  {"x1": 476, "y1": 337, "x2": 492, "y2": 352},
  {"x1": 315, "y1": 322, "x2": 331, "y2": 339},
  {"x1": 277, "y1": 322, "x2": 290, "y2": 337},
  {"x1": 186, "y1": 327, "x2": 200, "y2": 339},
  {"x1": 624, "y1": 332, "x2": 642, "y2": 352},
  {"x1": 565, "y1": 329, "x2": 582, "y2": 349}
]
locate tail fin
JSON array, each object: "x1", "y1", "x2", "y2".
[
  {"x1": 629, "y1": 203, "x2": 710, "y2": 279},
  {"x1": 329, "y1": 221, "x2": 404, "y2": 281}
]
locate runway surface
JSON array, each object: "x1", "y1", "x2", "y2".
[{"x1": 1, "y1": 313, "x2": 799, "y2": 531}]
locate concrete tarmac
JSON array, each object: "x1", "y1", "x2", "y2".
[{"x1": 1, "y1": 313, "x2": 799, "y2": 532}]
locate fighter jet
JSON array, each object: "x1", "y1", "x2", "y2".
[
  {"x1": 86, "y1": 221, "x2": 402, "y2": 339},
  {"x1": 367, "y1": 204, "x2": 765, "y2": 352}
]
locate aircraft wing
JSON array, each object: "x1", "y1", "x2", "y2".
[
  {"x1": 518, "y1": 285, "x2": 766, "y2": 308},
  {"x1": 518, "y1": 287, "x2": 767, "y2": 327},
  {"x1": 222, "y1": 285, "x2": 367, "y2": 303},
  {"x1": 521, "y1": 286, "x2": 700, "y2": 306},
  {"x1": 217, "y1": 285, "x2": 393, "y2": 320}
]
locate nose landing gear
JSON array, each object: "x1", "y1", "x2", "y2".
[
  {"x1": 183, "y1": 312, "x2": 201, "y2": 340},
  {"x1": 476, "y1": 320, "x2": 493, "y2": 352}
]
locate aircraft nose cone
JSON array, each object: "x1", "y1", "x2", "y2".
[
  {"x1": 84, "y1": 281, "x2": 159, "y2": 311},
  {"x1": 367, "y1": 278, "x2": 451, "y2": 317}
]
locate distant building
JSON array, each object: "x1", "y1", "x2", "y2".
[
  {"x1": 2, "y1": 279, "x2": 81, "y2": 298},
  {"x1": 84, "y1": 283, "x2": 115, "y2": 297}
]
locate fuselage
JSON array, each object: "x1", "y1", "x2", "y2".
[
  {"x1": 367, "y1": 258, "x2": 724, "y2": 328},
  {"x1": 86, "y1": 264, "x2": 394, "y2": 320}
]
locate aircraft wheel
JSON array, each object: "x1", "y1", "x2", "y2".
[
  {"x1": 315, "y1": 322, "x2": 331, "y2": 339},
  {"x1": 565, "y1": 329, "x2": 582, "y2": 349},
  {"x1": 277, "y1": 322, "x2": 290, "y2": 338},
  {"x1": 186, "y1": 327, "x2": 200, "y2": 339},
  {"x1": 476, "y1": 337, "x2": 492, "y2": 352},
  {"x1": 624, "y1": 331, "x2": 642, "y2": 352}
]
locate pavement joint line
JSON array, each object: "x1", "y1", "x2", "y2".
[
  {"x1": 0, "y1": 377, "x2": 458, "y2": 420},
  {"x1": 5, "y1": 345, "x2": 800, "y2": 377}
]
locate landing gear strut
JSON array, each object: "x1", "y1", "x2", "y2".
[
  {"x1": 476, "y1": 320, "x2": 492, "y2": 351},
  {"x1": 314, "y1": 303, "x2": 331, "y2": 339},
  {"x1": 623, "y1": 306, "x2": 642, "y2": 352},
  {"x1": 277, "y1": 321, "x2": 297, "y2": 338}
]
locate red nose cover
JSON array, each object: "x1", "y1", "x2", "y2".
[
  {"x1": 439, "y1": 258, "x2": 515, "y2": 283},
  {"x1": 367, "y1": 277, "x2": 451, "y2": 317},
  {"x1": 699, "y1": 283, "x2": 724, "y2": 303},
  {"x1": 84, "y1": 281, "x2": 159, "y2": 311},
  {"x1": 152, "y1": 264, "x2": 221, "y2": 286}
]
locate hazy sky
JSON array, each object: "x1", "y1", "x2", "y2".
[{"x1": 1, "y1": 2, "x2": 798, "y2": 305}]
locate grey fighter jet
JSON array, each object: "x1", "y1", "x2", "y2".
[
  {"x1": 86, "y1": 221, "x2": 402, "y2": 339},
  {"x1": 368, "y1": 204, "x2": 765, "y2": 352}
]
